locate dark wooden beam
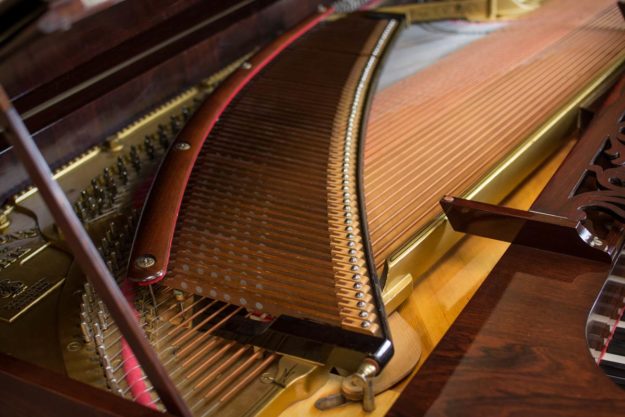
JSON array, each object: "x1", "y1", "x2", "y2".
[{"x1": 0, "y1": 352, "x2": 173, "y2": 417}]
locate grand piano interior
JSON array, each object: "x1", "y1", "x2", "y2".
[{"x1": 2, "y1": 0, "x2": 625, "y2": 416}]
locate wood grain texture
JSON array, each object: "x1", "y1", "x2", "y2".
[
  {"x1": 440, "y1": 196, "x2": 611, "y2": 262},
  {"x1": 0, "y1": 0, "x2": 324, "y2": 203},
  {"x1": 0, "y1": 352, "x2": 173, "y2": 417},
  {"x1": 388, "y1": 79, "x2": 625, "y2": 417},
  {"x1": 388, "y1": 245, "x2": 623, "y2": 417}
]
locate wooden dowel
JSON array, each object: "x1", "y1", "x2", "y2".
[{"x1": 0, "y1": 85, "x2": 192, "y2": 417}]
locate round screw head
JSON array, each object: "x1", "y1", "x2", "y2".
[
  {"x1": 174, "y1": 142, "x2": 191, "y2": 151},
  {"x1": 135, "y1": 255, "x2": 156, "y2": 269}
]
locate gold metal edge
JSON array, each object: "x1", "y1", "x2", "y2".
[
  {"x1": 377, "y1": 0, "x2": 539, "y2": 23},
  {"x1": 2, "y1": 278, "x2": 65, "y2": 323},
  {"x1": 385, "y1": 54, "x2": 625, "y2": 284}
]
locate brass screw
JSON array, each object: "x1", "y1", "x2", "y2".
[
  {"x1": 135, "y1": 255, "x2": 156, "y2": 269},
  {"x1": 174, "y1": 142, "x2": 191, "y2": 151}
]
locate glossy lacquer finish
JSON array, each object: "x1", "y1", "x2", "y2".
[
  {"x1": 388, "y1": 244, "x2": 625, "y2": 416},
  {"x1": 389, "y1": 66, "x2": 625, "y2": 416},
  {"x1": 0, "y1": 352, "x2": 173, "y2": 417},
  {"x1": 0, "y1": 0, "x2": 324, "y2": 202}
]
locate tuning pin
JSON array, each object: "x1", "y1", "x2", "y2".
[
  {"x1": 106, "y1": 259, "x2": 115, "y2": 274},
  {"x1": 97, "y1": 299, "x2": 108, "y2": 317},
  {"x1": 170, "y1": 115, "x2": 181, "y2": 132},
  {"x1": 84, "y1": 282, "x2": 95, "y2": 301},
  {"x1": 158, "y1": 128, "x2": 169, "y2": 149},
  {"x1": 144, "y1": 136, "x2": 155, "y2": 160},
  {"x1": 80, "y1": 308, "x2": 90, "y2": 321},
  {"x1": 107, "y1": 179, "x2": 118, "y2": 197},
  {"x1": 131, "y1": 158, "x2": 141, "y2": 173},
  {"x1": 81, "y1": 320, "x2": 93, "y2": 343},
  {"x1": 92, "y1": 184, "x2": 101, "y2": 199},
  {"x1": 86, "y1": 196, "x2": 97, "y2": 216},
  {"x1": 113, "y1": 241, "x2": 122, "y2": 260},
  {"x1": 116, "y1": 156, "x2": 126, "y2": 173},
  {"x1": 74, "y1": 201, "x2": 86, "y2": 220},
  {"x1": 100, "y1": 236, "x2": 109, "y2": 251},
  {"x1": 81, "y1": 292, "x2": 92, "y2": 314},
  {"x1": 120, "y1": 169, "x2": 128, "y2": 185},
  {"x1": 98, "y1": 309, "x2": 109, "y2": 331},
  {"x1": 92, "y1": 322, "x2": 104, "y2": 346}
]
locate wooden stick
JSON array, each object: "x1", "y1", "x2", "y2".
[{"x1": 0, "y1": 85, "x2": 192, "y2": 417}]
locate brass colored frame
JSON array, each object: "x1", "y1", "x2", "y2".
[{"x1": 378, "y1": 0, "x2": 541, "y2": 23}]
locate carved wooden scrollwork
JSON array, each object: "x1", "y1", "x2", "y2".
[{"x1": 565, "y1": 112, "x2": 625, "y2": 224}]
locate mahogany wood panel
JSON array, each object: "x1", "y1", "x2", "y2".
[
  {"x1": 440, "y1": 196, "x2": 611, "y2": 262},
  {"x1": 0, "y1": 0, "x2": 324, "y2": 203},
  {"x1": 388, "y1": 244, "x2": 625, "y2": 417},
  {"x1": 1, "y1": 0, "x2": 205, "y2": 100},
  {"x1": 389, "y1": 69, "x2": 625, "y2": 417},
  {"x1": 0, "y1": 352, "x2": 174, "y2": 417}
]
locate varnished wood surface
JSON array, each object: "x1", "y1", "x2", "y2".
[
  {"x1": 279, "y1": 136, "x2": 577, "y2": 417},
  {"x1": 389, "y1": 246, "x2": 622, "y2": 417},
  {"x1": 0, "y1": 0, "x2": 323, "y2": 203},
  {"x1": 0, "y1": 352, "x2": 173, "y2": 417},
  {"x1": 2, "y1": 0, "x2": 205, "y2": 100},
  {"x1": 388, "y1": 94, "x2": 625, "y2": 415}
]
